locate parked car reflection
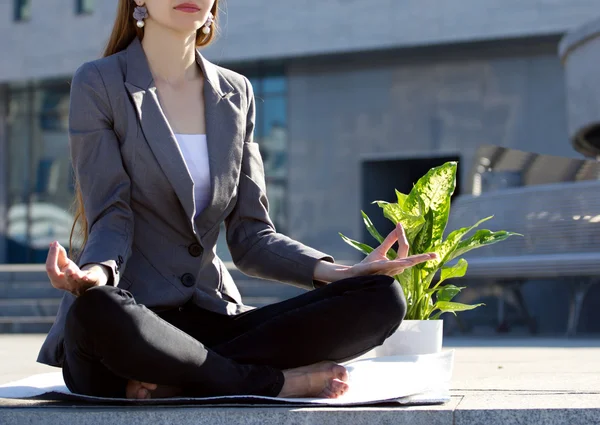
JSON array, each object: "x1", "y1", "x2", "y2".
[{"x1": 7, "y1": 202, "x2": 81, "y2": 263}]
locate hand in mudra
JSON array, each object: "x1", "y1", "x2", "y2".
[
  {"x1": 45, "y1": 241, "x2": 107, "y2": 297},
  {"x1": 348, "y1": 222, "x2": 437, "y2": 277}
]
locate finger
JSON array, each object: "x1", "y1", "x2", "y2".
[
  {"x1": 56, "y1": 242, "x2": 71, "y2": 270},
  {"x1": 63, "y1": 262, "x2": 80, "y2": 275},
  {"x1": 396, "y1": 222, "x2": 409, "y2": 258},
  {"x1": 392, "y1": 255, "x2": 435, "y2": 267},
  {"x1": 370, "y1": 254, "x2": 436, "y2": 275},
  {"x1": 63, "y1": 264, "x2": 89, "y2": 285},
  {"x1": 410, "y1": 253, "x2": 438, "y2": 262},
  {"x1": 379, "y1": 253, "x2": 436, "y2": 268},
  {"x1": 379, "y1": 226, "x2": 399, "y2": 253},
  {"x1": 64, "y1": 272, "x2": 93, "y2": 294},
  {"x1": 67, "y1": 275, "x2": 98, "y2": 294},
  {"x1": 45, "y1": 242, "x2": 62, "y2": 278},
  {"x1": 65, "y1": 265, "x2": 94, "y2": 282}
]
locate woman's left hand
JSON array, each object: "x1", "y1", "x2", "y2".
[{"x1": 346, "y1": 222, "x2": 437, "y2": 278}]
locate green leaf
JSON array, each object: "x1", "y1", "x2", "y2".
[
  {"x1": 412, "y1": 208, "x2": 435, "y2": 256},
  {"x1": 430, "y1": 301, "x2": 485, "y2": 320},
  {"x1": 405, "y1": 162, "x2": 457, "y2": 247},
  {"x1": 436, "y1": 284, "x2": 465, "y2": 302},
  {"x1": 361, "y1": 211, "x2": 397, "y2": 260},
  {"x1": 423, "y1": 216, "x2": 494, "y2": 274},
  {"x1": 395, "y1": 189, "x2": 408, "y2": 206},
  {"x1": 376, "y1": 201, "x2": 425, "y2": 244},
  {"x1": 426, "y1": 258, "x2": 469, "y2": 295},
  {"x1": 448, "y1": 230, "x2": 522, "y2": 262},
  {"x1": 396, "y1": 268, "x2": 413, "y2": 305},
  {"x1": 339, "y1": 233, "x2": 374, "y2": 256},
  {"x1": 361, "y1": 211, "x2": 384, "y2": 244},
  {"x1": 440, "y1": 258, "x2": 468, "y2": 282}
]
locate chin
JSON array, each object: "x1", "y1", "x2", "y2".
[
  {"x1": 172, "y1": 21, "x2": 202, "y2": 33},
  {"x1": 166, "y1": 23, "x2": 201, "y2": 36}
]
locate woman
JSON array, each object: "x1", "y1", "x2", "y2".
[{"x1": 38, "y1": 0, "x2": 436, "y2": 400}]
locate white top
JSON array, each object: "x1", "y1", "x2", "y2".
[{"x1": 174, "y1": 133, "x2": 211, "y2": 216}]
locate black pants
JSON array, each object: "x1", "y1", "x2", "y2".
[{"x1": 62, "y1": 274, "x2": 406, "y2": 398}]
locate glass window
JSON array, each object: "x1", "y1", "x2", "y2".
[
  {"x1": 14, "y1": 0, "x2": 31, "y2": 22},
  {"x1": 6, "y1": 80, "x2": 77, "y2": 264},
  {"x1": 236, "y1": 68, "x2": 288, "y2": 233},
  {"x1": 263, "y1": 76, "x2": 286, "y2": 95},
  {"x1": 75, "y1": 0, "x2": 94, "y2": 15},
  {"x1": 261, "y1": 96, "x2": 287, "y2": 179}
]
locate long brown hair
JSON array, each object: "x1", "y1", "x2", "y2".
[{"x1": 68, "y1": 0, "x2": 219, "y2": 261}]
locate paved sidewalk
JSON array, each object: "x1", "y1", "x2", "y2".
[{"x1": 1, "y1": 335, "x2": 599, "y2": 424}]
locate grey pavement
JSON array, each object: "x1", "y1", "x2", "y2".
[{"x1": 1, "y1": 335, "x2": 599, "y2": 424}]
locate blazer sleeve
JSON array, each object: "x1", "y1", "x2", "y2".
[
  {"x1": 225, "y1": 77, "x2": 334, "y2": 290},
  {"x1": 68, "y1": 62, "x2": 134, "y2": 287}
]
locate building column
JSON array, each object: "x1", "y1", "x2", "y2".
[{"x1": 0, "y1": 84, "x2": 7, "y2": 263}]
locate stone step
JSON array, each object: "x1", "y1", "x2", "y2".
[
  {"x1": 0, "y1": 299, "x2": 61, "y2": 317},
  {"x1": 0, "y1": 316, "x2": 55, "y2": 333},
  {"x1": 0, "y1": 282, "x2": 63, "y2": 299},
  {"x1": 0, "y1": 265, "x2": 48, "y2": 282}
]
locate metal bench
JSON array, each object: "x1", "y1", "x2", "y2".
[{"x1": 445, "y1": 180, "x2": 600, "y2": 336}]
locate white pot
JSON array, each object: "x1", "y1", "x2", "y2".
[
  {"x1": 378, "y1": 320, "x2": 443, "y2": 356},
  {"x1": 353, "y1": 320, "x2": 443, "y2": 361}
]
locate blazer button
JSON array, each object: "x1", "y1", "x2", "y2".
[
  {"x1": 181, "y1": 273, "x2": 196, "y2": 288},
  {"x1": 188, "y1": 243, "x2": 203, "y2": 257}
]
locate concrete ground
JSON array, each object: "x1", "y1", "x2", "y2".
[{"x1": 0, "y1": 335, "x2": 599, "y2": 424}]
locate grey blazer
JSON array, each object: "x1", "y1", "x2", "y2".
[{"x1": 37, "y1": 37, "x2": 333, "y2": 367}]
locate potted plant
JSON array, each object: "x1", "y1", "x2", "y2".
[{"x1": 340, "y1": 161, "x2": 519, "y2": 356}]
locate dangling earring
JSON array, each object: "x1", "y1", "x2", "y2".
[
  {"x1": 202, "y1": 12, "x2": 214, "y2": 34},
  {"x1": 133, "y1": 3, "x2": 148, "y2": 28}
]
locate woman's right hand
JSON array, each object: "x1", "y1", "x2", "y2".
[{"x1": 45, "y1": 241, "x2": 108, "y2": 296}]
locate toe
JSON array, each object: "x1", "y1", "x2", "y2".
[
  {"x1": 330, "y1": 379, "x2": 349, "y2": 397},
  {"x1": 334, "y1": 365, "x2": 349, "y2": 382},
  {"x1": 319, "y1": 387, "x2": 336, "y2": 398},
  {"x1": 141, "y1": 382, "x2": 158, "y2": 391},
  {"x1": 126, "y1": 380, "x2": 141, "y2": 399}
]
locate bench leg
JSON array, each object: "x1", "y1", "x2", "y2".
[
  {"x1": 566, "y1": 280, "x2": 593, "y2": 337},
  {"x1": 511, "y1": 282, "x2": 538, "y2": 334},
  {"x1": 497, "y1": 293, "x2": 505, "y2": 326},
  {"x1": 496, "y1": 287, "x2": 512, "y2": 333},
  {"x1": 495, "y1": 281, "x2": 537, "y2": 334}
]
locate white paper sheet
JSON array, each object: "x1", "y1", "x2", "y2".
[{"x1": 0, "y1": 350, "x2": 454, "y2": 406}]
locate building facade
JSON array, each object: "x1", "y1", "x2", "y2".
[{"x1": 0, "y1": 0, "x2": 598, "y2": 265}]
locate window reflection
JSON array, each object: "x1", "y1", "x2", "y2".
[
  {"x1": 262, "y1": 76, "x2": 286, "y2": 95},
  {"x1": 252, "y1": 73, "x2": 288, "y2": 233},
  {"x1": 5, "y1": 74, "x2": 287, "y2": 263},
  {"x1": 216, "y1": 71, "x2": 288, "y2": 261},
  {"x1": 14, "y1": 0, "x2": 31, "y2": 21},
  {"x1": 261, "y1": 96, "x2": 287, "y2": 179},
  {"x1": 6, "y1": 81, "x2": 79, "y2": 263},
  {"x1": 76, "y1": 0, "x2": 94, "y2": 15}
]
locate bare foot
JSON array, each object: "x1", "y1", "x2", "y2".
[
  {"x1": 278, "y1": 361, "x2": 350, "y2": 399},
  {"x1": 125, "y1": 380, "x2": 182, "y2": 399}
]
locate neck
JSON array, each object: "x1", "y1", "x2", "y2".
[{"x1": 141, "y1": 22, "x2": 200, "y2": 85}]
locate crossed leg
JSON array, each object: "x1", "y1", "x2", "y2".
[{"x1": 62, "y1": 274, "x2": 406, "y2": 399}]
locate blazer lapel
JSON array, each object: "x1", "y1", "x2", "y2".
[
  {"x1": 194, "y1": 51, "x2": 244, "y2": 239},
  {"x1": 124, "y1": 38, "x2": 198, "y2": 235},
  {"x1": 123, "y1": 37, "x2": 244, "y2": 244}
]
